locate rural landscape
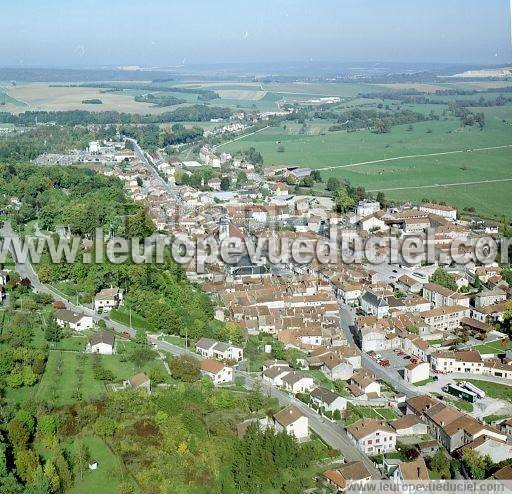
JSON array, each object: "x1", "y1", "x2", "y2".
[
  {"x1": 1, "y1": 0, "x2": 512, "y2": 493},
  {"x1": 3, "y1": 76, "x2": 511, "y2": 218}
]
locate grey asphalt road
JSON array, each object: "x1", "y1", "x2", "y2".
[
  {"x1": 1, "y1": 223, "x2": 380, "y2": 478},
  {"x1": 339, "y1": 302, "x2": 420, "y2": 398},
  {"x1": 152, "y1": 339, "x2": 381, "y2": 478}
]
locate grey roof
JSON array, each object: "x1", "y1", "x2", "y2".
[
  {"x1": 310, "y1": 387, "x2": 343, "y2": 405},
  {"x1": 195, "y1": 337, "x2": 217, "y2": 350},
  {"x1": 55, "y1": 309, "x2": 83, "y2": 324},
  {"x1": 362, "y1": 291, "x2": 389, "y2": 308},
  {"x1": 89, "y1": 331, "x2": 115, "y2": 347},
  {"x1": 281, "y1": 371, "x2": 308, "y2": 386},
  {"x1": 213, "y1": 341, "x2": 230, "y2": 353}
]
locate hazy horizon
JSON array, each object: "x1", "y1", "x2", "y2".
[{"x1": 1, "y1": 0, "x2": 511, "y2": 68}]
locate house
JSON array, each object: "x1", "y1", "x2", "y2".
[
  {"x1": 356, "y1": 324, "x2": 400, "y2": 353},
  {"x1": 262, "y1": 365, "x2": 291, "y2": 387},
  {"x1": 359, "y1": 212, "x2": 388, "y2": 232},
  {"x1": 422, "y1": 283, "x2": 469, "y2": 308},
  {"x1": 472, "y1": 302, "x2": 507, "y2": 324},
  {"x1": 310, "y1": 387, "x2": 347, "y2": 413},
  {"x1": 357, "y1": 200, "x2": 381, "y2": 218},
  {"x1": 88, "y1": 460, "x2": 98, "y2": 471},
  {"x1": 390, "y1": 415, "x2": 428, "y2": 436},
  {"x1": 430, "y1": 350, "x2": 483, "y2": 374},
  {"x1": 360, "y1": 291, "x2": 389, "y2": 318},
  {"x1": 94, "y1": 287, "x2": 123, "y2": 312},
  {"x1": 493, "y1": 464, "x2": 512, "y2": 480},
  {"x1": 475, "y1": 288, "x2": 507, "y2": 308},
  {"x1": 458, "y1": 435, "x2": 512, "y2": 464},
  {"x1": 123, "y1": 373, "x2": 151, "y2": 393},
  {"x1": 419, "y1": 203, "x2": 457, "y2": 220},
  {"x1": 422, "y1": 401, "x2": 506, "y2": 452},
  {"x1": 0, "y1": 270, "x2": 8, "y2": 286},
  {"x1": 195, "y1": 337, "x2": 244, "y2": 361},
  {"x1": 349, "y1": 371, "x2": 381, "y2": 398},
  {"x1": 403, "y1": 360, "x2": 430, "y2": 384},
  {"x1": 392, "y1": 458, "x2": 429, "y2": 483},
  {"x1": 86, "y1": 331, "x2": 115, "y2": 355},
  {"x1": 200, "y1": 359, "x2": 233, "y2": 384},
  {"x1": 281, "y1": 371, "x2": 315, "y2": 394},
  {"x1": 417, "y1": 439, "x2": 440, "y2": 458},
  {"x1": 323, "y1": 461, "x2": 372, "y2": 493},
  {"x1": 319, "y1": 353, "x2": 354, "y2": 380},
  {"x1": 346, "y1": 419, "x2": 397, "y2": 455},
  {"x1": 419, "y1": 305, "x2": 470, "y2": 332},
  {"x1": 396, "y1": 275, "x2": 423, "y2": 294},
  {"x1": 207, "y1": 178, "x2": 222, "y2": 191},
  {"x1": 272, "y1": 405, "x2": 309, "y2": 440},
  {"x1": 55, "y1": 309, "x2": 94, "y2": 331}
]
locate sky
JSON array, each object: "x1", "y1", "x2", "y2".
[{"x1": 1, "y1": 0, "x2": 511, "y2": 67}]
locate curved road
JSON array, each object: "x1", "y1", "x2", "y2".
[{"x1": 1, "y1": 222, "x2": 381, "y2": 478}]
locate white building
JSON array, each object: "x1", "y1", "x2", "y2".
[
  {"x1": 86, "y1": 331, "x2": 115, "y2": 355},
  {"x1": 357, "y1": 200, "x2": 380, "y2": 218},
  {"x1": 419, "y1": 203, "x2": 457, "y2": 220},
  {"x1": 403, "y1": 361, "x2": 430, "y2": 384},
  {"x1": 310, "y1": 387, "x2": 347, "y2": 413},
  {"x1": 94, "y1": 287, "x2": 123, "y2": 312},
  {"x1": 361, "y1": 291, "x2": 389, "y2": 318},
  {"x1": 55, "y1": 309, "x2": 94, "y2": 331},
  {"x1": 346, "y1": 419, "x2": 397, "y2": 455},
  {"x1": 200, "y1": 359, "x2": 234, "y2": 384},
  {"x1": 195, "y1": 338, "x2": 244, "y2": 361},
  {"x1": 273, "y1": 405, "x2": 309, "y2": 440}
]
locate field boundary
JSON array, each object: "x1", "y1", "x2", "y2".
[
  {"x1": 367, "y1": 177, "x2": 512, "y2": 193},
  {"x1": 316, "y1": 144, "x2": 512, "y2": 171}
]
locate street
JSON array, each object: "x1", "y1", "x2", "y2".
[{"x1": 1, "y1": 223, "x2": 381, "y2": 479}]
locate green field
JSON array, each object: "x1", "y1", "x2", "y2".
[
  {"x1": 34, "y1": 348, "x2": 166, "y2": 407},
  {"x1": 221, "y1": 103, "x2": 512, "y2": 217},
  {"x1": 68, "y1": 435, "x2": 131, "y2": 494},
  {"x1": 344, "y1": 406, "x2": 398, "y2": 425},
  {"x1": 455, "y1": 379, "x2": 512, "y2": 402},
  {"x1": 471, "y1": 339, "x2": 512, "y2": 355}
]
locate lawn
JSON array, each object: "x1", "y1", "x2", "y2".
[
  {"x1": 472, "y1": 339, "x2": 512, "y2": 355},
  {"x1": 221, "y1": 103, "x2": 512, "y2": 217},
  {"x1": 344, "y1": 406, "x2": 398, "y2": 425},
  {"x1": 35, "y1": 347, "x2": 166, "y2": 407},
  {"x1": 456, "y1": 379, "x2": 512, "y2": 402},
  {"x1": 452, "y1": 399, "x2": 474, "y2": 413},
  {"x1": 110, "y1": 307, "x2": 156, "y2": 332},
  {"x1": 68, "y1": 435, "x2": 133, "y2": 494},
  {"x1": 414, "y1": 377, "x2": 435, "y2": 387}
]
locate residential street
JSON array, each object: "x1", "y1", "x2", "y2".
[{"x1": 0, "y1": 223, "x2": 381, "y2": 479}]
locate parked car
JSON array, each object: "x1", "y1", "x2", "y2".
[{"x1": 404, "y1": 355, "x2": 411, "y2": 360}]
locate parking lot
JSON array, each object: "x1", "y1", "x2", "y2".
[{"x1": 367, "y1": 348, "x2": 423, "y2": 372}]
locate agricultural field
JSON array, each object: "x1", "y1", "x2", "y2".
[
  {"x1": 0, "y1": 83, "x2": 172, "y2": 114},
  {"x1": 221, "y1": 101, "x2": 512, "y2": 218},
  {"x1": 32, "y1": 346, "x2": 167, "y2": 407}
]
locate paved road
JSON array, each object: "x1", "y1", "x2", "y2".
[
  {"x1": 126, "y1": 138, "x2": 179, "y2": 199},
  {"x1": 0, "y1": 222, "x2": 137, "y2": 338},
  {"x1": 151, "y1": 339, "x2": 381, "y2": 478},
  {"x1": 339, "y1": 303, "x2": 420, "y2": 399},
  {"x1": 1, "y1": 224, "x2": 381, "y2": 477}
]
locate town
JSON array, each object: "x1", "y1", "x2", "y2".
[{"x1": 3, "y1": 126, "x2": 511, "y2": 491}]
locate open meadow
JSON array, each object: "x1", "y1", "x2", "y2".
[{"x1": 221, "y1": 100, "x2": 512, "y2": 217}]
